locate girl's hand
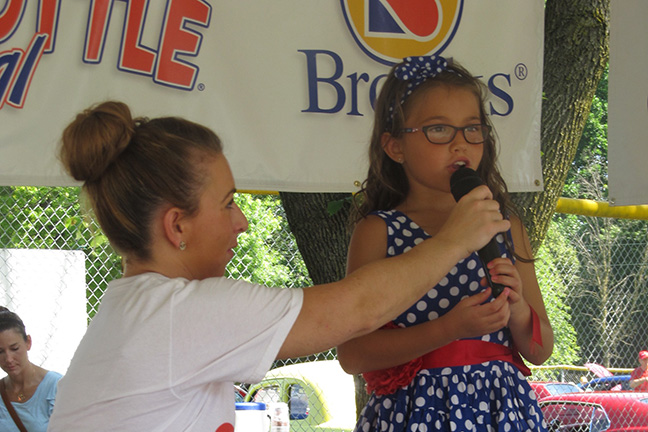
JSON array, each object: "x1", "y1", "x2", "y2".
[
  {"x1": 485, "y1": 257, "x2": 527, "y2": 315},
  {"x1": 438, "y1": 186, "x2": 511, "y2": 259},
  {"x1": 442, "y1": 287, "x2": 511, "y2": 340}
]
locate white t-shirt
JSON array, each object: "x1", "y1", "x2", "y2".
[{"x1": 47, "y1": 273, "x2": 303, "y2": 432}]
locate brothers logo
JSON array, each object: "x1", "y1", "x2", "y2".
[{"x1": 340, "y1": 0, "x2": 463, "y2": 65}]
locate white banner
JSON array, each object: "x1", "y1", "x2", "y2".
[
  {"x1": 0, "y1": 0, "x2": 544, "y2": 193},
  {"x1": 609, "y1": 0, "x2": 648, "y2": 206}
]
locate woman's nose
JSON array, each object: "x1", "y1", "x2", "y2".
[{"x1": 234, "y1": 204, "x2": 249, "y2": 233}]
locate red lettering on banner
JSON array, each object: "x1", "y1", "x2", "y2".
[
  {"x1": 84, "y1": 0, "x2": 112, "y2": 63},
  {"x1": 119, "y1": 0, "x2": 156, "y2": 74},
  {"x1": 0, "y1": 0, "x2": 28, "y2": 43},
  {"x1": 84, "y1": 0, "x2": 211, "y2": 89},
  {"x1": 0, "y1": 0, "x2": 59, "y2": 52},
  {"x1": 156, "y1": 0, "x2": 211, "y2": 89},
  {"x1": 0, "y1": 0, "x2": 211, "y2": 109},
  {"x1": 37, "y1": 0, "x2": 62, "y2": 53}
]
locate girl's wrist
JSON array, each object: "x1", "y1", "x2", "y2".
[{"x1": 507, "y1": 298, "x2": 530, "y2": 325}]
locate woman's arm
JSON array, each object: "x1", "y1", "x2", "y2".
[
  {"x1": 277, "y1": 186, "x2": 511, "y2": 360},
  {"x1": 335, "y1": 213, "x2": 511, "y2": 374},
  {"x1": 337, "y1": 215, "x2": 460, "y2": 373},
  {"x1": 629, "y1": 377, "x2": 645, "y2": 389}
]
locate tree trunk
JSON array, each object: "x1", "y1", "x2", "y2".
[
  {"x1": 279, "y1": 192, "x2": 352, "y2": 285},
  {"x1": 512, "y1": 0, "x2": 610, "y2": 253},
  {"x1": 279, "y1": 191, "x2": 370, "y2": 410}
]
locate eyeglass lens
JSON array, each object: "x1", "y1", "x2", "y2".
[{"x1": 423, "y1": 124, "x2": 488, "y2": 144}]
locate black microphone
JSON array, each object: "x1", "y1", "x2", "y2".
[{"x1": 450, "y1": 167, "x2": 505, "y2": 297}]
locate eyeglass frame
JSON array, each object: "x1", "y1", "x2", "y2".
[{"x1": 399, "y1": 123, "x2": 492, "y2": 145}]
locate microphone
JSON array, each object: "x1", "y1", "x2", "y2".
[{"x1": 450, "y1": 167, "x2": 506, "y2": 297}]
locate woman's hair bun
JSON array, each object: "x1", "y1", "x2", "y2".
[{"x1": 59, "y1": 101, "x2": 136, "y2": 182}]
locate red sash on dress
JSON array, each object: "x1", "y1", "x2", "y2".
[{"x1": 363, "y1": 305, "x2": 543, "y2": 396}]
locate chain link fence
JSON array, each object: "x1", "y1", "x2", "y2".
[{"x1": 2, "y1": 186, "x2": 648, "y2": 429}]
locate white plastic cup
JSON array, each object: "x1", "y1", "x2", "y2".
[
  {"x1": 235, "y1": 402, "x2": 269, "y2": 432},
  {"x1": 268, "y1": 402, "x2": 289, "y2": 432}
]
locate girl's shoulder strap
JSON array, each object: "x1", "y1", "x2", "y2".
[{"x1": 369, "y1": 209, "x2": 407, "y2": 221}]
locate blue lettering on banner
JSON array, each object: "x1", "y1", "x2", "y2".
[
  {"x1": 487, "y1": 73, "x2": 514, "y2": 117},
  {"x1": 299, "y1": 49, "x2": 386, "y2": 116},
  {"x1": 300, "y1": 50, "x2": 346, "y2": 114},
  {"x1": 0, "y1": 33, "x2": 48, "y2": 109},
  {"x1": 300, "y1": 49, "x2": 519, "y2": 118}
]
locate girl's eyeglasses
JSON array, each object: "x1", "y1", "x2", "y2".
[{"x1": 400, "y1": 124, "x2": 491, "y2": 145}]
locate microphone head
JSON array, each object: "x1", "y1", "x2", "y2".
[{"x1": 450, "y1": 167, "x2": 484, "y2": 202}]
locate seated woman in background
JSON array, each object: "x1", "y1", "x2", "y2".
[{"x1": 0, "y1": 306, "x2": 63, "y2": 432}]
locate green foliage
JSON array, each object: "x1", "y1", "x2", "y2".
[
  {"x1": 0, "y1": 186, "x2": 121, "y2": 320},
  {"x1": 550, "y1": 64, "x2": 648, "y2": 367},
  {"x1": 0, "y1": 186, "x2": 80, "y2": 249},
  {"x1": 0, "y1": 187, "x2": 311, "y2": 322},
  {"x1": 227, "y1": 193, "x2": 311, "y2": 288},
  {"x1": 326, "y1": 196, "x2": 353, "y2": 216},
  {"x1": 535, "y1": 224, "x2": 581, "y2": 369},
  {"x1": 564, "y1": 65, "x2": 608, "y2": 199}
]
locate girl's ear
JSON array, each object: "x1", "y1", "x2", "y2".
[
  {"x1": 381, "y1": 132, "x2": 404, "y2": 164},
  {"x1": 162, "y1": 207, "x2": 187, "y2": 250}
]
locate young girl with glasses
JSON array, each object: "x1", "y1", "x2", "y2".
[{"x1": 337, "y1": 56, "x2": 554, "y2": 431}]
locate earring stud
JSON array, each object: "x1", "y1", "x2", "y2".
[{"x1": 179, "y1": 241, "x2": 186, "y2": 251}]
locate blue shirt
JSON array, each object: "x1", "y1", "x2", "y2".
[{"x1": 0, "y1": 370, "x2": 63, "y2": 432}]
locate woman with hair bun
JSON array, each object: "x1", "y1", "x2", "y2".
[
  {"x1": 48, "y1": 101, "x2": 510, "y2": 431},
  {"x1": 0, "y1": 306, "x2": 63, "y2": 432}
]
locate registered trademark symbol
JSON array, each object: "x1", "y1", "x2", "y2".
[
  {"x1": 514, "y1": 63, "x2": 528, "y2": 81},
  {"x1": 197, "y1": 83, "x2": 205, "y2": 91}
]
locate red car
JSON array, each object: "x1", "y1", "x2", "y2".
[
  {"x1": 530, "y1": 381, "x2": 582, "y2": 401},
  {"x1": 539, "y1": 391, "x2": 648, "y2": 431}
]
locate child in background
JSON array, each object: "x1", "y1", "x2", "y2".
[{"x1": 337, "y1": 56, "x2": 554, "y2": 431}]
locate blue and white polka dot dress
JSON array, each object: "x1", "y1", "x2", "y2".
[{"x1": 354, "y1": 210, "x2": 547, "y2": 432}]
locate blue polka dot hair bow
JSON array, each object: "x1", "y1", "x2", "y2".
[
  {"x1": 388, "y1": 55, "x2": 449, "y2": 125},
  {"x1": 395, "y1": 55, "x2": 449, "y2": 102}
]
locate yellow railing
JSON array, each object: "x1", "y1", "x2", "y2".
[
  {"x1": 556, "y1": 197, "x2": 648, "y2": 220},
  {"x1": 238, "y1": 192, "x2": 648, "y2": 220}
]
